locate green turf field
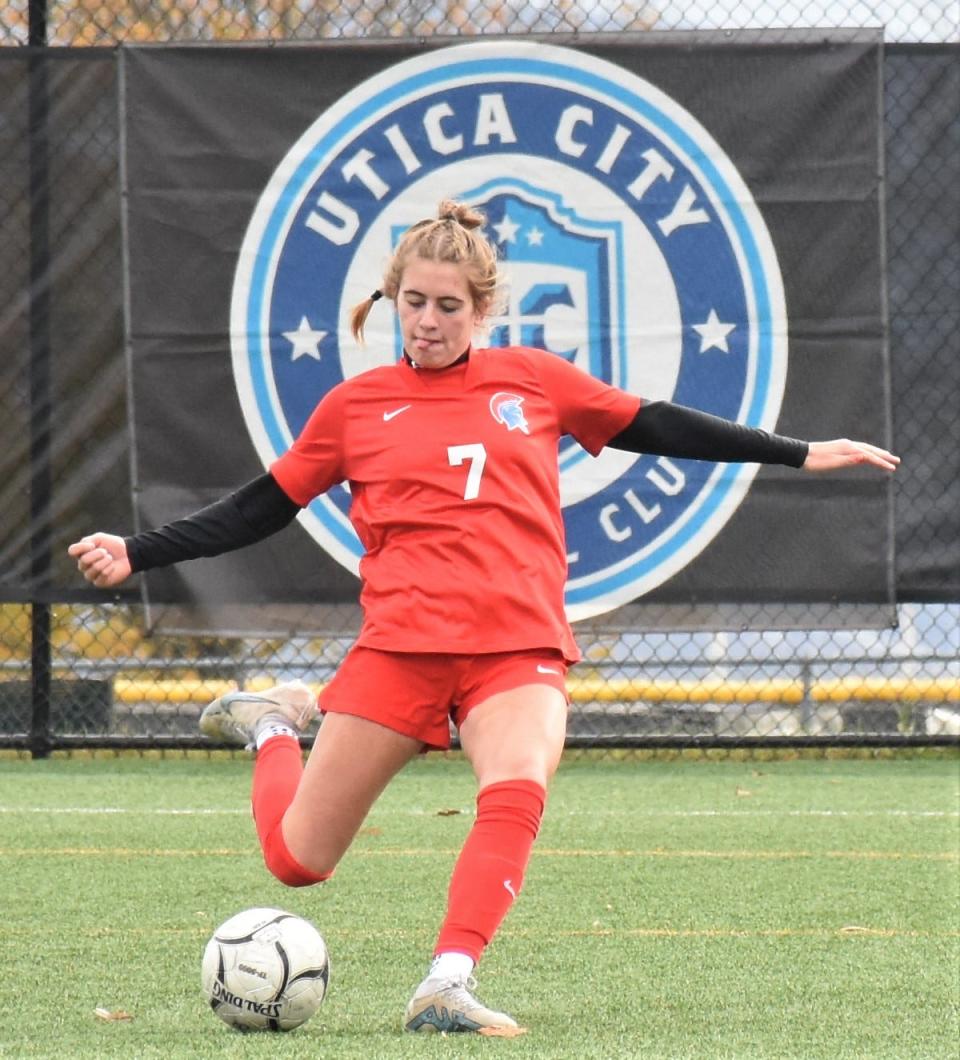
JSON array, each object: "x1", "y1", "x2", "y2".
[{"x1": 2, "y1": 752, "x2": 958, "y2": 1059}]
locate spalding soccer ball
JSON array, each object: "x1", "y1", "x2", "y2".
[{"x1": 201, "y1": 907, "x2": 330, "y2": 1032}]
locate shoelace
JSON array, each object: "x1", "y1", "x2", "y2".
[{"x1": 438, "y1": 977, "x2": 482, "y2": 1009}]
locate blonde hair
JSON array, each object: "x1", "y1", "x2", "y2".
[{"x1": 350, "y1": 199, "x2": 501, "y2": 343}]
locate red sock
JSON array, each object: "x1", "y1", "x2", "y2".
[
  {"x1": 434, "y1": 779, "x2": 546, "y2": 964},
  {"x1": 251, "y1": 735, "x2": 330, "y2": 887}
]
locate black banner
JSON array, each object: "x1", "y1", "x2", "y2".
[
  {"x1": 0, "y1": 50, "x2": 131, "y2": 604},
  {"x1": 117, "y1": 35, "x2": 895, "y2": 629}
]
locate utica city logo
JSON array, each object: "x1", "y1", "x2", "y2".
[{"x1": 231, "y1": 41, "x2": 787, "y2": 619}]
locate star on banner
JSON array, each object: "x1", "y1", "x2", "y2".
[
  {"x1": 284, "y1": 316, "x2": 327, "y2": 361},
  {"x1": 692, "y1": 309, "x2": 736, "y2": 353},
  {"x1": 492, "y1": 213, "x2": 520, "y2": 244}
]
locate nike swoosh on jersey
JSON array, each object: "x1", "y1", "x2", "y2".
[
  {"x1": 536, "y1": 664, "x2": 561, "y2": 675},
  {"x1": 383, "y1": 404, "x2": 412, "y2": 421}
]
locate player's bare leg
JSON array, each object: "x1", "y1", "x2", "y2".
[
  {"x1": 458, "y1": 682, "x2": 568, "y2": 790},
  {"x1": 207, "y1": 697, "x2": 422, "y2": 887},
  {"x1": 280, "y1": 712, "x2": 423, "y2": 876},
  {"x1": 405, "y1": 683, "x2": 566, "y2": 1034}
]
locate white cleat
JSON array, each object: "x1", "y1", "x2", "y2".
[
  {"x1": 403, "y1": 976, "x2": 523, "y2": 1036},
  {"x1": 199, "y1": 680, "x2": 317, "y2": 747}
]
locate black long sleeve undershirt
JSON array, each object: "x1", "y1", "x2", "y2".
[
  {"x1": 608, "y1": 401, "x2": 809, "y2": 468},
  {"x1": 125, "y1": 402, "x2": 808, "y2": 573},
  {"x1": 125, "y1": 472, "x2": 300, "y2": 573}
]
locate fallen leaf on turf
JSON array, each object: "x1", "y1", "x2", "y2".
[
  {"x1": 477, "y1": 1026, "x2": 528, "y2": 1037},
  {"x1": 735, "y1": 786, "x2": 753, "y2": 797},
  {"x1": 436, "y1": 808, "x2": 462, "y2": 816},
  {"x1": 94, "y1": 1008, "x2": 133, "y2": 1022},
  {"x1": 358, "y1": 826, "x2": 383, "y2": 837}
]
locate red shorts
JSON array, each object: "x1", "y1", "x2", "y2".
[{"x1": 319, "y1": 646, "x2": 569, "y2": 750}]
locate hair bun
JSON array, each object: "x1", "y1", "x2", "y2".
[{"x1": 436, "y1": 199, "x2": 485, "y2": 231}]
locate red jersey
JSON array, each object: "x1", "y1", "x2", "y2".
[{"x1": 271, "y1": 346, "x2": 640, "y2": 662}]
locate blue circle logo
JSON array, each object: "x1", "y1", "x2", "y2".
[{"x1": 231, "y1": 42, "x2": 787, "y2": 620}]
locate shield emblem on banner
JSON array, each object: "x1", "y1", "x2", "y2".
[{"x1": 473, "y1": 184, "x2": 621, "y2": 386}]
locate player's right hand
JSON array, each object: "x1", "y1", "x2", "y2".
[{"x1": 67, "y1": 533, "x2": 133, "y2": 588}]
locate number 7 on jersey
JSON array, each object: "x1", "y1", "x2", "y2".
[{"x1": 447, "y1": 443, "x2": 487, "y2": 501}]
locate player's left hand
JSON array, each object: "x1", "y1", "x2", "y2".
[{"x1": 803, "y1": 439, "x2": 900, "y2": 473}]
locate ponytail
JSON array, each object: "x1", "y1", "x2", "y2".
[{"x1": 349, "y1": 289, "x2": 383, "y2": 344}]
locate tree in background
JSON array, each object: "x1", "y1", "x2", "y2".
[{"x1": 1, "y1": 0, "x2": 659, "y2": 46}]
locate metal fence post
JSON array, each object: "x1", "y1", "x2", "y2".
[{"x1": 28, "y1": 0, "x2": 52, "y2": 759}]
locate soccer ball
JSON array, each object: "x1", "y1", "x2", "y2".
[{"x1": 201, "y1": 907, "x2": 330, "y2": 1032}]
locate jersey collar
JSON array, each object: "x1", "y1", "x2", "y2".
[
  {"x1": 400, "y1": 346, "x2": 479, "y2": 390},
  {"x1": 401, "y1": 347, "x2": 471, "y2": 371}
]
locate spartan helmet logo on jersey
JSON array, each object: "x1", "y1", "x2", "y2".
[
  {"x1": 231, "y1": 41, "x2": 788, "y2": 619},
  {"x1": 489, "y1": 392, "x2": 530, "y2": 434}
]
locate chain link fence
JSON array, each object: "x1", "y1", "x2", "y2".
[
  {"x1": 1, "y1": 2, "x2": 958, "y2": 753},
  {"x1": 2, "y1": 1, "x2": 958, "y2": 43}
]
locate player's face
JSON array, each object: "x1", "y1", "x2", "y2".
[{"x1": 397, "y1": 258, "x2": 481, "y2": 370}]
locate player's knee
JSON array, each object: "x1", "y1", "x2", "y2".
[
  {"x1": 267, "y1": 857, "x2": 333, "y2": 889},
  {"x1": 262, "y1": 825, "x2": 334, "y2": 887}
]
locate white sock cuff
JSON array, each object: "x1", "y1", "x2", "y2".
[
  {"x1": 429, "y1": 951, "x2": 475, "y2": 982},
  {"x1": 254, "y1": 722, "x2": 298, "y2": 750}
]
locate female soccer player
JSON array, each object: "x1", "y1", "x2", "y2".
[{"x1": 69, "y1": 199, "x2": 899, "y2": 1036}]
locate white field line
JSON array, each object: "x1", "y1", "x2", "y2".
[
  {"x1": 0, "y1": 806, "x2": 956, "y2": 818},
  {"x1": 0, "y1": 806, "x2": 248, "y2": 815},
  {"x1": 3, "y1": 846, "x2": 957, "y2": 860},
  {"x1": 4, "y1": 925, "x2": 958, "y2": 941}
]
